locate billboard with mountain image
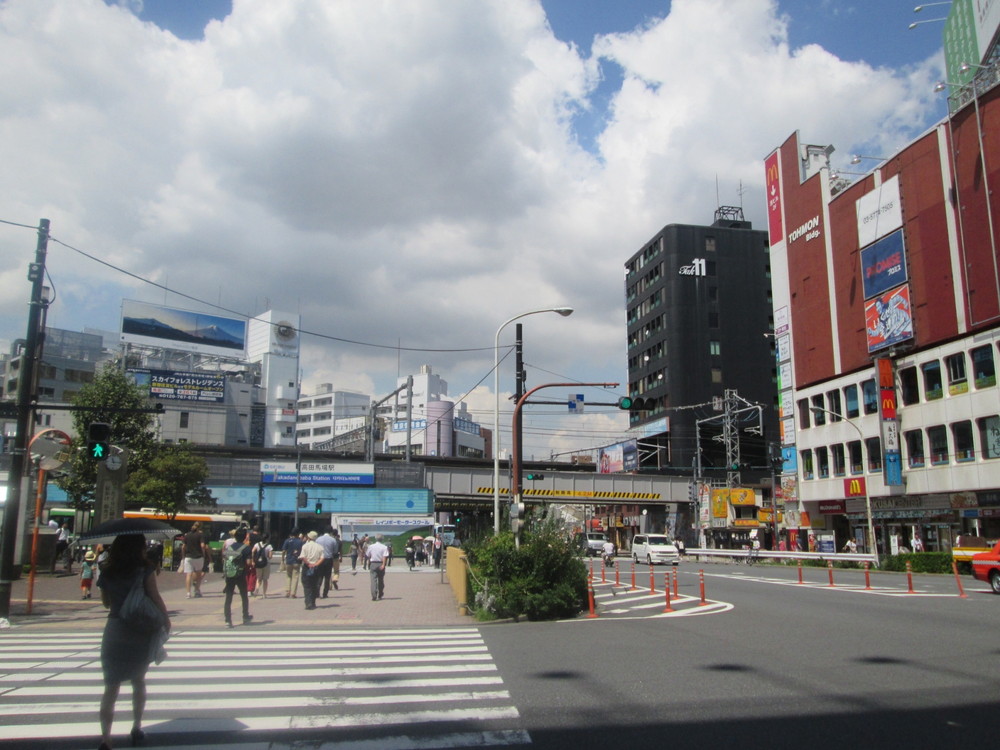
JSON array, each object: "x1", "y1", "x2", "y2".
[{"x1": 121, "y1": 300, "x2": 246, "y2": 357}]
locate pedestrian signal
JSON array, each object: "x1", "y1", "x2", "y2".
[{"x1": 87, "y1": 422, "x2": 112, "y2": 461}]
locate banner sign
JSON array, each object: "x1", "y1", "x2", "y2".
[
  {"x1": 260, "y1": 461, "x2": 375, "y2": 486},
  {"x1": 765, "y1": 151, "x2": 784, "y2": 246},
  {"x1": 856, "y1": 175, "x2": 902, "y2": 247},
  {"x1": 843, "y1": 477, "x2": 867, "y2": 498},
  {"x1": 861, "y1": 229, "x2": 907, "y2": 299},
  {"x1": 865, "y1": 284, "x2": 913, "y2": 353},
  {"x1": 129, "y1": 368, "x2": 226, "y2": 403}
]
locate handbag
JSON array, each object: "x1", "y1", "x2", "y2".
[{"x1": 120, "y1": 571, "x2": 165, "y2": 634}]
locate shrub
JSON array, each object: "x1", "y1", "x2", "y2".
[
  {"x1": 464, "y1": 523, "x2": 587, "y2": 621},
  {"x1": 880, "y1": 552, "x2": 953, "y2": 574}
]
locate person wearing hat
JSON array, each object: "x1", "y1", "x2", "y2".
[
  {"x1": 298, "y1": 531, "x2": 324, "y2": 610},
  {"x1": 80, "y1": 550, "x2": 97, "y2": 600}
]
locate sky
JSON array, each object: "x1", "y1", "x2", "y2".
[{"x1": 0, "y1": 0, "x2": 949, "y2": 460}]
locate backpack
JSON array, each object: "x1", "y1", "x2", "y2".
[
  {"x1": 224, "y1": 544, "x2": 246, "y2": 578},
  {"x1": 254, "y1": 543, "x2": 270, "y2": 569}
]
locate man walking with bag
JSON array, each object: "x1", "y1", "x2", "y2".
[
  {"x1": 222, "y1": 528, "x2": 253, "y2": 628},
  {"x1": 365, "y1": 534, "x2": 390, "y2": 601}
]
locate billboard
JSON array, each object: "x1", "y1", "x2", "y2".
[
  {"x1": 865, "y1": 284, "x2": 913, "y2": 353},
  {"x1": 764, "y1": 151, "x2": 784, "y2": 246},
  {"x1": 598, "y1": 440, "x2": 638, "y2": 473},
  {"x1": 128, "y1": 368, "x2": 226, "y2": 403},
  {"x1": 855, "y1": 176, "x2": 902, "y2": 248},
  {"x1": 861, "y1": 230, "x2": 907, "y2": 300},
  {"x1": 121, "y1": 300, "x2": 246, "y2": 357},
  {"x1": 260, "y1": 461, "x2": 375, "y2": 486}
]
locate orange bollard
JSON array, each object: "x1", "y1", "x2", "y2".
[
  {"x1": 664, "y1": 571, "x2": 674, "y2": 613},
  {"x1": 615, "y1": 560, "x2": 621, "y2": 587},
  {"x1": 952, "y1": 560, "x2": 968, "y2": 599},
  {"x1": 698, "y1": 569, "x2": 708, "y2": 606},
  {"x1": 797, "y1": 561, "x2": 804, "y2": 584},
  {"x1": 587, "y1": 582, "x2": 598, "y2": 618},
  {"x1": 864, "y1": 561, "x2": 872, "y2": 591},
  {"x1": 905, "y1": 560, "x2": 915, "y2": 594},
  {"x1": 589, "y1": 556, "x2": 595, "y2": 581},
  {"x1": 673, "y1": 567, "x2": 679, "y2": 598},
  {"x1": 649, "y1": 565, "x2": 656, "y2": 594},
  {"x1": 827, "y1": 561, "x2": 836, "y2": 587},
  {"x1": 630, "y1": 560, "x2": 637, "y2": 591},
  {"x1": 601, "y1": 559, "x2": 607, "y2": 583}
]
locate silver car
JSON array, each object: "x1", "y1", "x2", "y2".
[{"x1": 631, "y1": 534, "x2": 680, "y2": 566}]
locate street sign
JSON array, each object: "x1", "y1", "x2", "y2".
[{"x1": 568, "y1": 394, "x2": 584, "y2": 413}]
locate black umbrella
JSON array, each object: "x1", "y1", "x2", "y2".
[{"x1": 74, "y1": 517, "x2": 183, "y2": 547}]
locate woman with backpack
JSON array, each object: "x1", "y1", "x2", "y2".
[
  {"x1": 222, "y1": 528, "x2": 253, "y2": 628},
  {"x1": 252, "y1": 534, "x2": 273, "y2": 598}
]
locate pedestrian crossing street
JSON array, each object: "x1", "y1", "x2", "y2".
[{"x1": 0, "y1": 627, "x2": 531, "y2": 750}]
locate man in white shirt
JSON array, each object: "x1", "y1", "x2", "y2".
[
  {"x1": 365, "y1": 534, "x2": 390, "y2": 601},
  {"x1": 298, "y1": 531, "x2": 325, "y2": 611}
]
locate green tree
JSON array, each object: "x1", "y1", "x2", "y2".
[
  {"x1": 56, "y1": 363, "x2": 157, "y2": 507},
  {"x1": 125, "y1": 444, "x2": 214, "y2": 518}
]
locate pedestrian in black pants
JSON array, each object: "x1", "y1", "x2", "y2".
[
  {"x1": 299, "y1": 531, "x2": 324, "y2": 610},
  {"x1": 222, "y1": 528, "x2": 253, "y2": 628},
  {"x1": 317, "y1": 526, "x2": 336, "y2": 598}
]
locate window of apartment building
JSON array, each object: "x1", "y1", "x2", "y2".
[
  {"x1": 927, "y1": 425, "x2": 949, "y2": 465},
  {"x1": 711, "y1": 367, "x2": 722, "y2": 383},
  {"x1": 313, "y1": 426, "x2": 331, "y2": 436},
  {"x1": 798, "y1": 398, "x2": 811, "y2": 429},
  {"x1": 811, "y1": 395, "x2": 825, "y2": 424},
  {"x1": 921, "y1": 360, "x2": 943, "y2": 400},
  {"x1": 708, "y1": 311, "x2": 719, "y2": 328},
  {"x1": 705, "y1": 237, "x2": 716, "y2": 252},
  {"x1": 978, "y1": 415, "x2": 1000, "y2": 459},
  {"x1": 297, "y1": 428, "x2": 311, "y2": 438},
  {"x1": 831, "y1": 444, "x2": 846, "y2": 476},
  {"x1": 709, "y1": 341, "x2": 721, "y2": 356},
  {"x1": 972, "y1": 345, "x2": 996, "y2": 389},
  {"x1": 899, "y1": 366, "x2": 920, "y2": 405},
  {"x1": 946, "y1": 352, "x2": 968, "y2": 394},
  {"x1": 706, "y1": 261, "x2": 717, "y2": 276},
  {"x1": 844, "y1": 384, "x2": 859, "y2": 418},
  {"x1": 708, "y1": 286, "x2": 718, "y2": 301},
  {"x1": 315, "y1": 411, "x2": 332, "y2": 421},
  {"x1": 816, "y1": 446, "x2": 829, "y2": 478},
  {"x1": 848, "y1": 440, "x2": 863, "y2": 474},
  {"x1": 862, "y1": 379, "x2": 878, "y2": 414},
  {"x1": 179, "y1": 412, "x2": 189, "y2": 429},
  {"x1": 952, "y1": 421, "x2": 975, "y2": 462},
  {"x1": 865, "y1": 437, "x2": 883, "y2": 472},
  {"x1": 801, "y1": 449, "x2": 814, "y2": 479},
  {"x1": 826, "y1": 390, "x2": 842, "y2": 420},
  {"x1": 905, "y1": 429, "x2": 925, "y2": 467}
]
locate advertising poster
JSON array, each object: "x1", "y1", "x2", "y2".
[
  {"x1": 865, "y1": 284, "x2": 913, "y2": 353},
  {"x1": 121, "y1": 300, "x2": 246, "y2": 357},
  {"x1": 128, "y1": 368, "x2": 226, "y2": 403},
  {"x1": 861, "y1": 229, "x2": 907, "y2": 299},
  {"x1": 765, "y1": 151, "x2": 784, "y2": 246}
]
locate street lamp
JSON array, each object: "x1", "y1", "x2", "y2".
[
  {"x1": 493, "y1": 307, "x2": 573, "y2": 534},
  {"x1": 810, "y1": 406, "x2": 879, "y2": 567}
]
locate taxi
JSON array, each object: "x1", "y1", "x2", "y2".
[{"x1": 971, "y1": 541, "x2": 1000, "y2": 594}]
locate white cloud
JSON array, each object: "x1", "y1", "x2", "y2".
[{"x1": 0, "y1": 0, "x2": 942, "y2": 458}]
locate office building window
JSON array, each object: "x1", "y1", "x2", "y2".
[
  {"x1": 865, "y1": 437, "x2": 882, "y2": 472},
  {"x1": 801, "y1": 449, "x2": 814, "y2": 479},
  {"x1": 927, "y1": 425, "x2": 948, "y2": 465},
  {"x1": 826, "y1": 390, "x2": 842, "y2": 420},
  {"x1": 844, "y1": 384, "x2": 859, "y2": 418},
  {"x1": 798, "y1": 398, "x2": 811, "y2": 429},
  {"x1": 848, "y1": 440, "x2": 863, "y2": 474},
  {"x1": 832, "y1": 444, "x2": 846, "y2": 476},
  {"x1": 899, "y1": 366, "x2": 919, "y2": 405},
  {"x1": 921, "y1": 360, "x2": 943, "y2": 400},
  {"x1": 946, "y1": 352, "x2": 967, "y2": 395},
  {"x1": 862, "y1": 379, "x2": 878, "y2": 414},
  {"x1": 978, "y1": 415, "x2": 1000, "y2": 459},
  {"x1": 905, "y1": 429, "x2": 925, "y2": 467},
  {"x1": 179, "y1": 412, "x2": 189, "y2": 429},
  {"x1": 811, "y1": 395, "x2": 825, "y2": 424},
  {"x1": 972, "y1": 345, "x2": 996, "y2": 389},
  {"x1": 709, "y1": 341, "x2": 721, "y2": 356},
  {"x1": 816, "y1": 446, "x2": 829, "y2": 478},
  {"x1": 952, "y1": 421, "x2": 974, "y2": 462}
]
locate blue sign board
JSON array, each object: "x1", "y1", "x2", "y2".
[{"x1": 861, "y1": 230, "x2": 907, "y2": 299}]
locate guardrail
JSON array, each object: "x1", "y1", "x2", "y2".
[{"x1": 686, "y1": 548, "x2": 878, "y2": 566}]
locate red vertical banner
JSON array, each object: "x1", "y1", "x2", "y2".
[{"x1": 765, "y1": 151, "x2": 783, "y2": 246}]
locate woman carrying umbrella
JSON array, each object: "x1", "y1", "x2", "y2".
[{"x1": 83, "y1": 520, "x2": 173, "y2": 750}]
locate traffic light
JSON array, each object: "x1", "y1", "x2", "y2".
[
  {"x1": 297, "y1": 491, "x2": 308, "y2": 508},
  {"x1": 526, "y1": 473, "x2": 545, "y2": 480},
  {"x1": 617, "y1": 396, "x2": 653, "y2": 411},
  {"x1": 86, "y1": 422, "x2": 112, "y2": 461},
  {"x1": 454, "y1": 513, "x2": 462, "y2": 525},
  {"x1": 688, "y1": 482, "x2": 698, "y2": 503},
  {"x1": 315, "y1": 501, "x2": 323, "y2": 515}
]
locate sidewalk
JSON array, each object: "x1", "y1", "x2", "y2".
[{"x1": 3, "y1": 560, "x2": 470, "y2": 631}]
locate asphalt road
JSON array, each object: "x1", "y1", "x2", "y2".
[{"x1": 480, "y1": 562, "x2": 1000, "y2": 749}]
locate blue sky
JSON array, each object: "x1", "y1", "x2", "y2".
[{"x1": 3, "y1": 0, "x2": 950, "y2": 457}]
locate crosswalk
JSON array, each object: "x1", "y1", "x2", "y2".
[{"x1": 0, "y1": 627, "x2": 530, "y2": 749}]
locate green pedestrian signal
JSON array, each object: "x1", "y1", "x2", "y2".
[
  {"x1": 87, "y1": 422, "x2": 112, "y2": 462},
  {"x1": 315, "y1": 502, "x2": 323, "y2": 515}
]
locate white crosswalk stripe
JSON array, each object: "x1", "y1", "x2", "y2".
[{"x1": 0, "y1": 627, "x2": 530, "y2": 749}]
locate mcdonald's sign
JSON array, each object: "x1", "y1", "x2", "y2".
[
  {"x1": 844, "y1": 477, "x2": 867, "y2": 498},
  {"x1": 880, "y1": 388, "x2": 897, "y2": 419},
  {"x1": 764, "y1": 151, "x2": 783, "y2": 245}
]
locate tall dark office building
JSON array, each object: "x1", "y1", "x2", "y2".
[{"x1": 624, "y1": 206, "x2": 778, "y2": 480}]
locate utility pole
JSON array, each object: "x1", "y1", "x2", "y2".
[{"x1": 0, "y1": 219, "x2": 50, "y2": 620}]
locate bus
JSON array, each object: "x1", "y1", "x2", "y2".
[
  {"x1": 123, "y1": 508, "x2": 245, "y2": 569},
  {"x1": 434, "y1": 523, "x2": 456, "y2": 546}
]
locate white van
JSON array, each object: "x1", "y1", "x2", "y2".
[{"x1": 631, "y1": 534, "x2": 680, "y2": 566}]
